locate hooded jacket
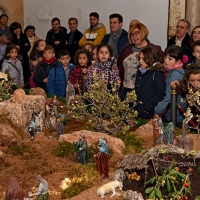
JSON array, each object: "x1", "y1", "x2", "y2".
[
  {"x1": 155, "y1": 68, "x2": 187, "y2": 122},
  {"x1": 135, "y1": 64, "x2": 166, "y2": 119},
  {"x1": 79, "y1": 23, "x2": 106, "y2": 47},
  {"x1": 1, "y1": 58, "x2": 24, "y2": 85}
]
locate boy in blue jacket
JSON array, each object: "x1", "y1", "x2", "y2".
[{"x1": 47, "y1": 49, "x2": 74, "y2": 97}]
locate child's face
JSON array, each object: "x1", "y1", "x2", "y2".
[
  {"x1": 92, "y1": 48, "x2": 97, "y2": 61},
  {"x1": 37, "y1": 41, "x2": 46, "y2": 51},
  {"x1": 189, "y1": 73, "x2": 200, "y2": 90},
  {"x1": 8, "y1": 48, "x2": 18, "y2": 60},
  {"x1": 164, "y1": 54, "x2": 180, "y2": 67},
  {"x1": 98, "y1": 47, "x2": 110, "y2": 63},
  {"x1": 139, "y1": 52, "x2": 148, "y2": 69},
  {"x1": 193, "y1": 45, "x2": 200, "y2": 62},
  {"x1": 43, "y1": 50, "x2": 55, "y2": 60},
  {"x1": 58, "y1": 55, "x2": 71, "y2": 67},
  {"x1": 78, "y1": 53, "x2": 88, "y2": 67},
  {"x1": 84, "y1": 45, "x2": 92, "y2": 52}
]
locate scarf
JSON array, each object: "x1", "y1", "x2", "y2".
[
  {"x1": 42, "y1": 56, "x2": 55, "y2": 64},
  {"x1": 164, "y1": 62, "x2": 183, "y2": 71},
  {"x1": 108, "y1": 28, "x2": 123, "y2": 57},
  {"x1": 139, "y1": 67, "x2": 149, "y2": 74}
]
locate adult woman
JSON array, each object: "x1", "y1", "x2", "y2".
[
  {"x1": 10, "y1": 22, "x2": 31, "y2": 85},
  {"x1": 191, "y1": 25, "x2": 200, "y2": 43},
  {"x1": 24, "y1": 25, "x2": 40, "y2": 57},
  {"x1": 117, "y1": 23, "x2": 164, "y2": 100},
  {"x1": 5, "y1": 177, "x2": 25, "y2": 200}
]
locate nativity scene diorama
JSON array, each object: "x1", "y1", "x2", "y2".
[{"x1": 0, "y1": 65, "x2": 200, "y2": 200}]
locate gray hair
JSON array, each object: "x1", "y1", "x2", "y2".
[
  {"x1": 3, "y1": 32, "x2": 13, "y2": 42},
  {"x1": 178, "y1": 19, "x2": 191, "y2": 30}
]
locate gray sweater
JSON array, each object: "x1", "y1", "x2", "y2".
[{"x1": 1, "y1": 58, "x2": 24, "y2": 85}]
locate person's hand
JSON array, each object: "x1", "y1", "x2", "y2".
[
  {"x1": 15, "y1": 45, "x2": 20, "y2": 49},
  {"x1": 65, "y1": 40, "x2": 68, "y2": 45},
  {"x1": 82, "y1": 68, "x2": 88, "y2": 74},
  {"x1": 79, "y1": 148, "x2": 82, "y2": 151},
  {"x1": 55, "y1": 41, "x2": 60, "y2": 45},
  {"x1": 153, "y1": 114, "x2": 159, "y2": 119},
  {"x1": 170, "y1": 80, "x2": 180, "y2": 87},
  {"x1": 43, "y1": 78, "x2": 48, "y2": 82}
]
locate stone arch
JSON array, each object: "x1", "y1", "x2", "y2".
[{"x1": 0, "y1": 5, "x2": 10, "y2": 16}]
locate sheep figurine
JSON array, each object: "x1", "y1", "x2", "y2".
[{"x1": 97, "y1": 180, "x2": 123, "y2": 198}]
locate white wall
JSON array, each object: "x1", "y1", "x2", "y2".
[{"x1": 24, "y1": 0, "x2": 169, "y2": 50}]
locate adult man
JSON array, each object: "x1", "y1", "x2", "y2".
[
  {"x1": 79, "y1": 12, "x2": 106, "y2": 47},
  {"x1": 0, "y1": 32, "x2": 13, "y2": 65},
  {"x1": 168, "y1": 19, "x2": 193, "y2": 63},
  {"x1": 45, "y1": 17, "x2": 67, "y2": 56},
  {"x1": 101, "y1": 14, "x2": 128, "y2": 57},
  {"x1": 0, "y1": 14, "x2": 10, "y2": 36},
  {"x1": 65, "y1": 18, "x2": 83, "y2": 63}
]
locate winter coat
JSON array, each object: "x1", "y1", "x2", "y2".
[
  {"x1": 167, "y1": 34, "x2": 194, "y2": 64},
  {"x1": 33, "y1": 59, "x2": 58, "y2": 92},
  {"x1": 101, "y1": 29, "x2": 128, "y2": 56},
  {"x1": 47, "y1": 62, "x2": 74, "y2": 97},
  {"x1": 65, "y1": 30, "x2": 83, "y2": 63},
  {"x1": 117, "y1": 43, "x2": 164, "y2": 89},
  {"x1": 79, "y1": 23, "x2": 106, "y2": 47},
  {"x1": 155, "y1": 68, "x2": 187, "y2": 122},
  {"x1": 135, "y1": 66, "x2": 166, "y2": 119},
  {"x1": 1, "y1": 58, "x2": 24, "y2": 85},
  {"x1": 45, "y1": 27, "x2": 67, "y2": 55}
]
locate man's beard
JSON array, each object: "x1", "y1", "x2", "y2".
[{"x1": 90, "y1": 23, "x2": 98, "y2": 29}]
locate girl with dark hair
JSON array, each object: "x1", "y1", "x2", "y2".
[
  {"x1": 10, "y1": 22, "x2": 31, "y2": 86},
  {"x1": 86, "y1": 44, "x2": 120, "y2": 90},
  {"x1": 154, "y1": 45, "x2": 187, "y2": 127},
  {"x1": 24, "y1": 25, "x2": 40, "y2": 56},
  {"x1": 5, "y1": 177, "x2": 25, "y2": 200},
  {"x1": 135, "y1": 46, "x2": 166, "y2": 119},
  {"x1": 1, "y1": 44, "x2": 24, "y2": 86}
]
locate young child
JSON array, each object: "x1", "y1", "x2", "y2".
[
  {"x1": 68, "y1": 49, "x2": 92, "y2": 94},
  {"x1": 135, "y1": 47, "x2": 166, "y2": 119},
  {"x1": 86, "y1": 44, "x2": 120, "y2": 90},
  {"x1": 171, "y1": 63, "x2": 200, "y2": 128},
  {"x1": 1, "y1": 44, "x2": 24, "y2": 86},
  {"x1": 191, "y1": 40, "x2": 200, "y2": 64},
  {"x1": 47, "y1": 49, "x2": 74, "y2": 97},
  {"x1": 92, "y1": 46, "x2": 98, "y2": 63},
  {"x1": 83, "y1": 43, "x2": 94, "y2": 52},
  {"x1": 154, "y1": 45, "x2": 187, "y2": 127},
  {"x1": 33, "y1": 45, "x2": 58, "y2": 92}
]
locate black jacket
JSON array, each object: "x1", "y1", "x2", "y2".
[
  {"x1": 33, "y1": 59, "x2": 58, "y2": 92},
  {"x1": 101, "y1": 29, "x2": 128, "y2": 56},
  {"x1": 135, "y1": 68, "x2": 166, "y2": 119},
  {"x1": 45, "y1": 27, "x2": 67, "y2": 56},
  {"x1": 167, "y1": 34, "x2": 194, "y2": 64},
  {"x1": 65, "y1": 29, "x2": 83, "y2": 63}
]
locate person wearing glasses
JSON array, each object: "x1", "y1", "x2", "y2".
[{"x1": 117, "y1": 23, "x2": 164, "y2": 100}]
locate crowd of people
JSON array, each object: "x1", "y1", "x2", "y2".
[{"x1": 0, "y1": 11, "x2": 200, "y2": 128}]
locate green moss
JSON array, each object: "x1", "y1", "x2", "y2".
[
  {"x1": 9, "y1": 144, "x2": 32, "y2": 156},
  {"x1": 135, "y1": 117, "x2": 149, "y2": 127},
  {"x1": 115, "y1": 131, "x2": 143, "y2": 154}
]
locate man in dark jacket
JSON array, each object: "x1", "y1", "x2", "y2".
[
  {"x1": 45, "y1": 17, "x2": 67, "y2": 56},
  {"x1": 167, "y1": 19, "x2": 194, "y2": 63},
  {"x1": 65, "y1": 18, "x2": 83, "y2": 64},
  {"x1": 101, "y1": 13, "x2": 128, "y2": 57}
]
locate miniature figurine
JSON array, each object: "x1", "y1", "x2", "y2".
[
  {"x1": 28, "y1": 117, "x2": 36, "y2": 140},
  {"x1": 94, "y1": 138, "x2": 109, "y2": 179},
  {"x1": 51, "y1": 95, "x2": 59, "y2": 117},
  {"x1": 29, "y1": 175, "x2": 49, "y2": 200},
  {"x1": 74, "y1": 134, "x2": 88, "y2": 164},
  {"x1": 156, "y1": 118, "x2": 164, "y2": 144},
  {"x1": 66, "y1": 81, "x2": 75, "y2": 105},
  {"x1": 56, "y1": 118, "x2": 64, "y2": 140},
  {"x1": 4, "y1": 177, "x2": 25, "y2": 200},
  {"x1": 163, "y1": 122, "x2": 174, "y2": 144}
]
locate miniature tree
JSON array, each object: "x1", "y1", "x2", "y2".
[
  {"x1": 67, "y1": 76, "x2": 138, "y2": 134},
  {"x1": 0, "y1": 79, "x2": 16, "y2": 101}
]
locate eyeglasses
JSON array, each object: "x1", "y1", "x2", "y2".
[{"x1": 130, "y1": 31, "x2": 140, "y2": 38}]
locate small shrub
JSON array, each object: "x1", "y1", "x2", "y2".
[{"x1": 9, "y1": 144, "x2": 31, "y2": 156}]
